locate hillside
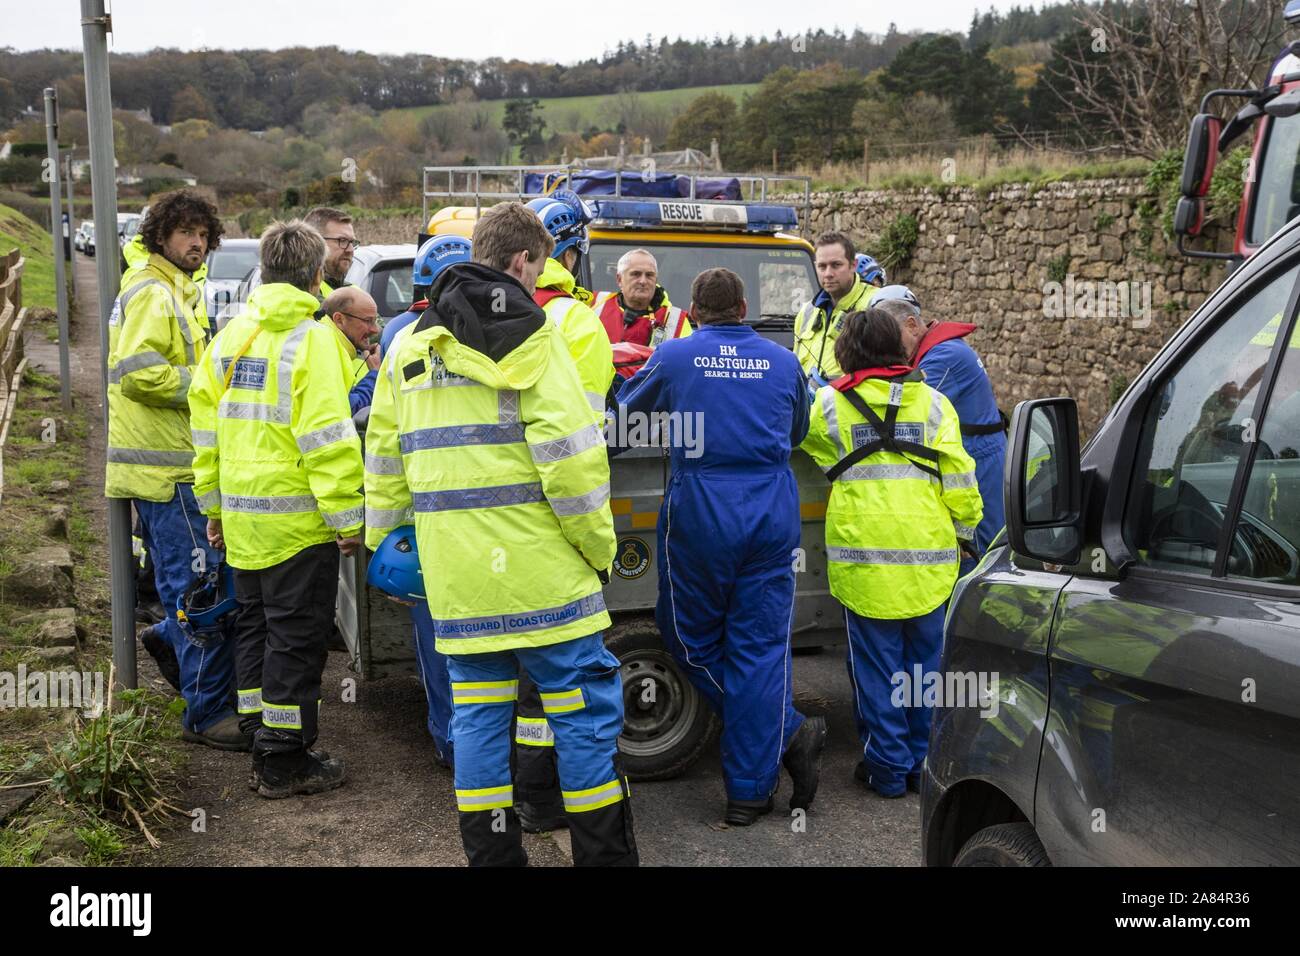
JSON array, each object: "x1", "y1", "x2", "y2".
[{"x1": 0, "y1": 203, "x2": 56, "y2": 311}]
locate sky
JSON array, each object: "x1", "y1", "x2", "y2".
[{"x1": 2, "y1": 0, "x2": 1034, "y2": 63}]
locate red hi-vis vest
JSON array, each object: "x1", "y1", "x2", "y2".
[{"x1": 593, "y1": 290, "x2": 690, "y2": 347}]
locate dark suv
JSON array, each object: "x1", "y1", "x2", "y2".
[{"x1": 923, "y1": 216, "x2": 1300, "y2": 866}]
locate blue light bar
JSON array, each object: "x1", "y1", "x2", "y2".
[
  {"x1": 591, "y1": 199, "x2": 798, "y2": 233},
  {"x1": 1288, "y1": 0, "x2": 1300, "y2": 25}
]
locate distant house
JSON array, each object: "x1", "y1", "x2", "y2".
[{"x1": 118, "y1": 163, "x2": 197, "y2": 187}]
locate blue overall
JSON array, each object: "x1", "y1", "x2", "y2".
[
  {"x1": 918, "y1": 337, "x2": 1005, "y2": 570},
  {"x1": 134, "y1": 484, "x2": 236, "y2": 732},
  {"x1": 844, "y1": 604, "x2": 946, "y2": 796},
  {"x1": 618, "y1": 323, "x2": 810, "y2": 802},
  {"x1": 409, "y1": 602, "x2": 454, "y2": 764}
]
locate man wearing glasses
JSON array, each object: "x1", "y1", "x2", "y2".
[
  {"x1": 305, "y1": 206, "x2": 359, "y2": 297},
  {"x1": 320, "y1": 286, "x2": 382, "y2": 417}
]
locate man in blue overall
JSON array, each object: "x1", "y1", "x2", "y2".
[
  {"x1": 617, "y1": 267, "x2": 828, "y2": 825},
  {"x1": 876, "y1": 286, "x2": 1007, "y2": 572}
]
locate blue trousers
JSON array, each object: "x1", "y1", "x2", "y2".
[
  {"x1": 410, "y1": 602, "x2": 454, "y2": 764},
  {"x1": 655, "y1": 471, "x2": 803, "y2": 802},
  {"x1": 844, "y1": 604, "x2": 945, "y2": 796},
  {"x1": 135, "y1": 484, "x2": 235, "y2": 733},
  {"x1": 961, "y1": 438, "x2": 1007, "y2": 576},
  {"x1": 447, "y1": 632, "x2": 624, "y2": 814}
]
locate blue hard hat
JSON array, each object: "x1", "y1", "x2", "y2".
[
  {"x1": 367, "y1": 525, "x2": 425, "y2": 602},
  {"x1": 527, "y1": 198, "x2": 589, "y2": 260},
  {"x1": 177, "y1": 563, "x2": 238, "y2": 647},
  {"x1": 549, "y1": 187, "x2": 594, "y2": 226},
  {"x1": 870, "y1": 284, "x2": 921, "y2": 316},
  {"x1": 413, "y1": 235, "x2": 472, "y2": 288},
  {"x1": 855, "y1": 253, "x2": 887, "y2": 287}
]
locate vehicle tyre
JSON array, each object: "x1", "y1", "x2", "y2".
[
  {"x1": 953, "y1": 822, "x2": 1051, "y2": 867},
  {"x1": 607, "y1": 616, "x2": 719, "y2": 781}
]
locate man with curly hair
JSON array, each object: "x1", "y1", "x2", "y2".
[{"x1": 106, "y1": 189, "x2": 244, "y2": 751}]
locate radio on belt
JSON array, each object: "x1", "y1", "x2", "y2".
[{"x1": 590, "y1": 199, "x2": 798, "y2": 233}]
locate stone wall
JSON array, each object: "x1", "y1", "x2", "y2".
[{"x1": 807, "y1": 178, "x2": 1234, "y2": 432}]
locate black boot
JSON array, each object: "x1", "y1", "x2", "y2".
[
  {"x1": 724, "y1": 797, "x2": 774, "y2": 826},
  {"x1": 458, "y1": 807, "x2": 527, "y2": 867},
  {"x1": 140, "y1": 624, "x2": 181, "y2": 693},
  {"x1": 782, "y1": 715, "x2": 828, "y2": 811},
  {"x1": 515, "y1": 799, "x2": 568, "y2": 833},
  {"x1": 566, "y1": 782, "x2": 638, "y2": 866},
  {"x1": 257, "y1": 751, "x2": 347, "y2": 799}
]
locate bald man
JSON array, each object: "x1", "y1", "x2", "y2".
[{"x1": 321, "y1": 287, "x2": 382, "y2": 416}]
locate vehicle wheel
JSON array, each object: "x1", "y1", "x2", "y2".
[
  {"x1": 608, "y1": 617, "x2": 719, "y2": 781},
  {"x1": 953, "y1": 823, "x2": 1051, "y2": 867}
]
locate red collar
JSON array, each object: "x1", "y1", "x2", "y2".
[
  {"x1": 831, "y1": 365, "x2": 916, "y2": 391},
  {"x1": 534, "y1": 288, "x2": 569, "y2": 307},
  {"x1": 410, "y1": 298, "x2": 429, "y2": 312},
  {"x1": 912, "y1": 321, "x2": 975, "y2": 365}
]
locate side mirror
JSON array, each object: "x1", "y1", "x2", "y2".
[
  {"x1": 1004, "y1": 398, "x2": 1083, "y2": 566},
  {"x1": 1264, "y1": 86, "x2": 1300, "y2": 117},
  {"x1": 1180, "y1": 113, "x2": 1222, "y2": 198},
  {"x1": 1174, "y1": 195, "x2": 1206, "y2": 238}
]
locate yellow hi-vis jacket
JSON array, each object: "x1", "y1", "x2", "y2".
[
  {"x1": 364, "y1": 310, "x2": 615, "y2": 656},
  {"x1": 793, "y1": 276, "x2": 876, "y2": 382},
  {"x1": 800, "y1": 371, "x2": 983, "y2": 619},
  {"x1": 188, "y1": 282, "x2": 365, "y2": 570},
  {"x1": 105, "y1": 252, "x2": 208, "y2": 502},
  {"x1": 535, "y1": 256, "x2": 614, "y2": 421}
]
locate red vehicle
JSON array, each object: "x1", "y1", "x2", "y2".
[{"x1": 1177, "y1": 1, "x2": 1300, "y2": 261}]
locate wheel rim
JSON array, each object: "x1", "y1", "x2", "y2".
[{"x1": 618, "y1": 646, "x2": 700, "y2": 758}]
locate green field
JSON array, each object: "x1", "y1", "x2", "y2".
[
  {"x1": 385, "y1": 82, "x2": 759, "y2": 136},
  {"x1": 0, "y1": 202, "x2": 57, "y2": 311}
]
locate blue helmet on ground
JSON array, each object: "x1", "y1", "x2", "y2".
[
  {"x1": 177, "y1": 563, "x2": 238, "y2": 647},
  {"x1": 526, "y1": 197, "x2": 589, "y2": 260},
  {"x1": 870, "y1": 284, "x2": 921, "y2": 317},
  {"x1": 367, "y1": 525, "x2": 425, "y2": 602},
  {"x1": 413, "y1": 235, "x2": 472, "y2": 289},
  {"x1": 855, "y1": 253, "x2": 886, "y2": 287}
]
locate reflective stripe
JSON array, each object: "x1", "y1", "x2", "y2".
[
  {"x1": 192, "y1": 429, "x2": 217, "y2": 448},
  {"x1": 195, "y1": 488, "x2": 220, "y2": 510},
  {"x1": 451, "y1": 680, "x2": 519, "y2": 705},
  {"x1": 926, "y1": 392, "x2": 944, "y2": 443},
  {"x1": 222, "y1": 493, "x2": 318, "y2": 514},
  {"x1": 110, "y1": 349, "x2": 170, "y2": 382},
  {"x1": 170, "y1": 366, "x2": 192, "y2": 407},
  {"x1": 456, "y1": 785, "x2": 513, "y2": 812},
  {"x1": 433, "y1": 592, "x2": 607, "y2": 640},
  {"x1": 529, "y1": 424, "x2": 603, "y2": 463},
  {"x1": 297, "y1": 419, "x2": 357, "y2": 453},
  {"x1": 106, "y1": 447, "x2": 194, "y2": 467},
  {"x1": 540, "y1": 688, "x2": 585, "y2": 714},
  {"x1": 262, "y1": 702, "x2": 301, "y2": 729},
  {"x1": 413, "y1": 482, "x2": 545, "y2": 513},
  {"x1": 827, "y1": 546, "x2": 959, "y2": 566},
  {"x1": 218, "y1": 318, "x2": 314, "y2": 425},
  {"x1": 550, "y1": 481, "x2": 610, "y2": 517},
  {"x1": 943, "y1": 470, "x2": 978, "y2": 490},
  {"x1": 119, "y1": 278, "x2": 197, "y2": 363},
  {"x1": 514, "y1": 716, "x2": 555, "y2": 747},
  {"x1": 561, "y1": 778, "x2": 625, "y2": 813},
  {"x1": 219, "y1": 399, "x2": 287, "y2": 424},
  {"x1": 237, "y1": 688, "x2": 262, "y2": 715},
  {"x1": 366, "y1": 505, "x2": 412, "y2": 527},
  {"x1": 364, "y1": 452, "x2": 403, "y2": 475},
  {"x1": 400, "y1": 422, "x2": 525, "y2": 452},
  {"x1": 498, "y1": 389, "x2": 520, "y2": 423},
  {"x1": 321, "y1": 505, "x2": 363, "y2": 530},
  {"x1": 836, "y1": 462, "x2": 937, "y2": 482},
  {"x1": 585, "y1": 391, "x2": 604, "y2": 412},
  {"x1": 954, "y1": 521, "x2": 977, "y2": 541},
  {"x1": 821, "y1": 388, "x2": 844, "y2": 459}
]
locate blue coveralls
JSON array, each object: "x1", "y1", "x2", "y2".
[
  {"x1": 917, "y1": 337, "x2": 1006, "y2": 571},
  {"x1": 135, "y1": 484, "x2": 236, "y2": 732},
  {"x1": 380, "y1": 304, "x2": 454, "y2": 762},
  {"x1": 618, "y1": 323, "x2": 810, "y2": 802}
]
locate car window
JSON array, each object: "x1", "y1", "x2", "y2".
[
  {"x1": 1229, "y1": 319, "x2": 1300, "y2": 585},
  {"x1": 208, "y1": 246, "x2": 260, "y2": 281},
  {"x1": 366, "y1": 262, "x2": 414, "y2": 319},
  {"x1": 1127, "y1": 261, "x2": 1300, "y2": 575}
]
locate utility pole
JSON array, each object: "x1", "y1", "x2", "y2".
[
  {"x1": 42, "y1": 88, "x2": 72, "y2": 412},
  {"x1": 64, "y1": 145, "x2": 77, "y2": 301},
  {"x1": 82, "y1": 0, "x2": 136, "y2": 691}
]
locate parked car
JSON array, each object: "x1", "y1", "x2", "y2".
[
  {"x1": 203, "y1": 238, "x2": 259, "y2": 323},
  {"x1": 74, "y1": 220, "x2": 93, "y2": 253},
  {"x1": 118, "y1": 214, "x2": 142, "y2": 274},
  {"x1": 922, "y1": 211, "x2": 1300, "y2": 866},
  {"x1": 217, "y1": 243, "x2": 416, "y2": 329},
  {"x1": 84, "y1": 224, "x2": 96, "y2": 258}
]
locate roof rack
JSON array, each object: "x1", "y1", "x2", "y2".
[{"x1": 420, "y1": 163, "x2": 811, "y2": 232}]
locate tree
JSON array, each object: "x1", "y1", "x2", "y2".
[
  {"x1": 170, "y1": 85, "x2": 214, "y2": 123},
  {"x1": 665, "y1": 91, "x2": 737, "y2": 152},
  {"x1": 732, "y1": 63, "x2": 867, "y2": 168},
  {"x1": 503, "y1": 98, "x2": 546, "y2": 161}
]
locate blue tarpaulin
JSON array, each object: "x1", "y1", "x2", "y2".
[{"x1": 524, "y1": 169, "x2": 741, "y2": 201}]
